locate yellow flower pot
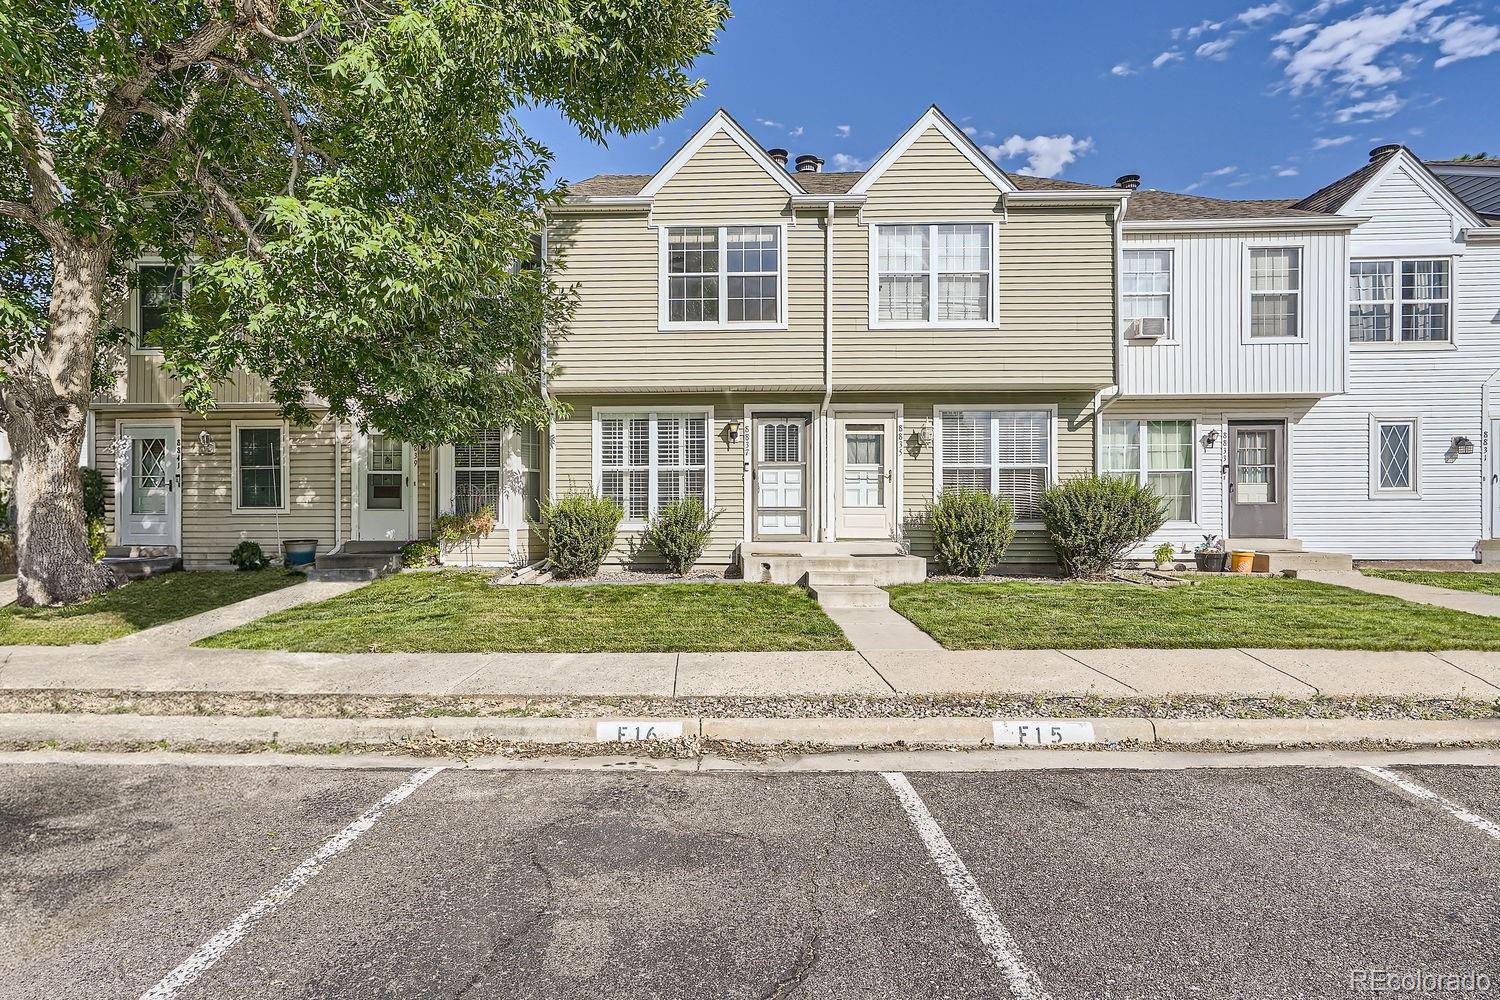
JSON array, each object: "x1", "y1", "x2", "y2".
[{"x1": 1229, "y1": 550, "x2": 1256, "y2": 574}]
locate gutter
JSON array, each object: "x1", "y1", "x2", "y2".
[
  {"x1": 821, "y1": 202, "x2": 835, "y2": 543},
  {"x1": 1124, "y1": 216, "x2": 1368, "y2": 233},
  {"x1": 540, "y1": 216, "x2": 557, "y2": 508}
]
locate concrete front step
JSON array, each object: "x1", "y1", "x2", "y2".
[
  {"x1": 104, "y1": 544, "x2": 178, "y2": 559},
  {"x1": 100, "y1": 556, "x2": 180, "y2": 581},
  {"x1": 1265, "y1": 550, "x2": 1354, "y2": 574},
  {"x1": 305, "y1": 566, "x2": 385, "y2": 583},
  {"x1": 808, "y1": 584, "x2": 890, "y2": 609},
  {"x1": 307, "y1": 545, "x2": 402, "y2": 583},
  {"x1": 1225, "y1": 537, "x2": 1304, "y2": 553},
  {"x1": 745, "y1": 552, "x2": 927, "y2": 586},
  {"x1": 805, "y1": 569, "x2": 879, "y2": 588},
  {"x1": 1479, "y1": 539, "x2": 1500, "y2": 565},
  {"x1": 741, "y1": 540, "x2": 905, "y2": 558}
]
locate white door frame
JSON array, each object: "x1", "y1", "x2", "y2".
[
  {"x1": 351, "y1": 428, "x2": 417, "y2": 541},
  {"x1": 828, "y1": 403, "x2": 904, "y2": 541},
  {"x1": 113, "y1": 418, "x2": 183, "y2": 549},
  {"x1": 742, "y1": 405, "x2": 820, "y2": 544}
]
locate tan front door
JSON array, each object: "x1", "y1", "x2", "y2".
[{"x1": 834, "y1": 413, "x2": 897, "y2": 539}]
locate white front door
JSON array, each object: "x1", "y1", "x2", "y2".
[
  {"x1": 358, "y1": 432, "x2": 414, "y2": 540},
  {"x1": 834, "y1": 413, "x2": 897, "y2": 539},
  {"x1": 119, "y1": 423, "x2": 179, "y2": 548},
  {"x1": 753, "y1": 414, "x2": 811, "y2": 540}
]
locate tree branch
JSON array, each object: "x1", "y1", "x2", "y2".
[
  {"x1": 253, "y1": 17, "x2": 322, "y2": 44},
  {"x1": 10, "y1": 105, "x2": 63, "y2": 219},
  {"x1": 0, "y1": 199, "x2": 38, "y2": 224},
  {"x1": 191, "y1": 153, "x2": 266, "y2": 258},
  {"x1": 206, "y1": 56, "x2": 305, "y2": 194}
]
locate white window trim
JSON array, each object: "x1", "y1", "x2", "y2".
[
  {"x1": 1369, "y1": 415, "x2": 1421, "y2": 499},
  {"x1": 1099, "y1": 417, "x2": 1198, "y2": 525},
  {"x1": 1121, "y1": 247, "x2": 1176, "y2": 344},
  {"x1": 592, "y1": 406, "x2": 715, "y2": 529},
  {"x1": 930, "y1": 404, "x2": 1057, "y2": 528},
  {"x1": 868, "y1": 221, "x2": 1001, "y2": 330},
  {"x1": 657, "y1": 223, "x2": 788, "y2": 332},
  {"x1": 230, "y1": 419, "x2": 291, "y2": 515},
  {"x1": 1242, "y1": 244, "x2": 1306, "y2": 344},
  {"x1": 1348, "y1": 256, "x2": 1457, "y2": 350},
  {"x1": 129, "y1": 257, "x2": 190, "y2": 356}
]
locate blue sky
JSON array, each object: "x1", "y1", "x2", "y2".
[{"x1": 519, "y1": 0, "x2": 1500, "y2": 199}]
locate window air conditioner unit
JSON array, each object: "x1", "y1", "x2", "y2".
[{"x1": 1129, "y1": 316, "x2": 1169, "y2": 340}]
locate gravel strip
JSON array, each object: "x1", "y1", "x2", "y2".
[{"x1": 4, "y1": 689, "x2": 1496, "y2": 722}]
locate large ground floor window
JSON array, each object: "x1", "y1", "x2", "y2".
[
  {"x1": 597, "y1": 410, "x2": 710, "y2": 523},
  {"x1": 935, "y1": 408, "x2": 1053, "y2": 521},
  {"x1": 1102, "y1": 418, "x2": 1194, "y2": 521},
  {"x1": 451, "y1": 426, "x2": 544, "y2": 523}
]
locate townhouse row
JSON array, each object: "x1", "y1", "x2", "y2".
[{"x1": 90, "y1": 107, "x2": 1500, "y2": 572}]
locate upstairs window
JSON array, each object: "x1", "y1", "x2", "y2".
[
  {"x1": 1350, "y1": 259, "x2": 1450, "y2": 343},
  {"x1": 1122, "y1": 250, "x2": 1172, "y2": 337},
  {"x1": 135, "y1": 263, "x2": 184, "y2": 351},
  {"x1": 935, "y1": 408, "x2": 1051, "y2": 521},
  {"x1": 599, "y1": 410, "x2": 709, "y2": 524},
  {"x1": 664, "y1": 226, "x2": 780, "y2": 327},
  {"x1": 875, "y1": 224, "x2": 992, "y2": 325},
  {"x1": 1248, "y1": 247, "x2": 1301, "y2": 339}
]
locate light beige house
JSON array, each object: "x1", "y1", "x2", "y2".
[
  {"x1": 545, "y1": 106, "x2": 1127, "y2": 574},
  {"x1": 91, "y1": 105, "x2": 1127, "y2": 575}
]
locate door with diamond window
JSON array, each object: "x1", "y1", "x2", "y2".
[
  {"x1": 119, "y1": 423, "x2": 180, "y2": 548},
  {"x1": 1228, "y1": 421, "x2": 1287, "y2": 538}
]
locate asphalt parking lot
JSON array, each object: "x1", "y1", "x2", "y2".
[{"x1": 1, "y1": 760, "x2": 1497, "y2": 1000}]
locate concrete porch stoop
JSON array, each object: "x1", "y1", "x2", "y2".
[
  {"x1": 1223, "y1": 538, "x2": 1354, "y2": 574},
  {"x1": 101, "y1": 545, "x2": 181, "y2": 581},
  {"x1": 307, "y1": 541, "x2": 404, "y2": 583}
]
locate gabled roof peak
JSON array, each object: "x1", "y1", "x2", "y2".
[
  {"x1": 848, "y1": 105, "x2": 1018, "y2": 197},
  {"x1": 637, "y1": 108, "x2": 805, "y2": 199}
]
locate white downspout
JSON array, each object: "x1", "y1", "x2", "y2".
[
  {"x1": 541, "y1": 216, "x2": 556, "y2": 521},
  {"x1": 820, "y1": 202, "x2": 834, "y2": 542},
  {"x1": 332, "y1": 417, "x2": 343, "y2": 551}
]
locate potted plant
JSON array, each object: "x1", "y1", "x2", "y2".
[
  {"x1": 1194, "y1": 534, "x2": 1227, "y2": 572},
  {"x1": 282, "y1": 538, "x2": 319, "y2": 568},
  {"x1": 1153, "y1": 542, "x2": 1176, "y2": 569}
]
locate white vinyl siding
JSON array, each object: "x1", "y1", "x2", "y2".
[
  {"x1": 874, "y1": 223, "x2": 993, "y2": 326},
  {"x1": 1350, "y1": 258, "x2": 1451, "y2": 343},
  {"x1": 1122, "y1": 249, "x2": 1172, "y2": 337},
  {"x1": 596, "y1": 409, "x2": 710, "y2": 525},
  {"x1": 231, "y1": 421, "x2": 288, "y2": 514},
  {"x1": 1102, "y1": 419, "x2": 1194, "y2": 522},
  {"x1": 1249, "y1": 247, "x2": 1301, "y2": 339},
  {"x1": 662, "y1": 225, "x2": 782, "y2": 329},
  {"x1": 934, "y1": 408, "x2": 1053, "y2": 521}
]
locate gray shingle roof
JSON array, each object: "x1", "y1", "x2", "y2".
[{"x1": 1291, "y1": 157, "x2": 1388, "y2": 214}]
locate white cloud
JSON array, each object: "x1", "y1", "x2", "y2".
[
  {"x1": 835, "y1": 124, "x2": 851, "y2": 138},
  {"x1": 1277, "y1": 166, "x2": 1301, "y2": 176},
  {"x1": 755, "y1": 117, "x2": 784, "y2": 129},
  {"x1": 1278, "y1": 0, "x2": 1453, "y2": 93},
  {"x1": 1152, "y1": 49, "x2": 1184, "y2": 68},
  {"x1": 1429, "y1": 14, "x2": 1500, "y2": 67},
  {"x1": 788, "y1": 126, "x2": 804, "y2": 138},
  {"x1": 984, "y1": 134, "x2": 1094, "y2": 178},
  {"x1": 1313, "y1": 133, "x2": 1356, "y2": 148},
  {"x1": 829, "y1": 153, "x2": 870, "y2": 171},
  {"x1": 1186, "y1": 18, "x2": 1225, "y2": 39},
  {"x1": 1334, "y1": 92, "x2": 1404, "y2": 122},
  {"x1": 650, "y1": 134, "x2": 665, "y2": 150},
  {"x1": 1111, "y1": 62, "x2": 1137, "y2": 76},
  {"x1": 1196, "y1": 36, "x2": 1238, "y2": 60},
  {"x1": 1183, "y1": 165, "x2": 1239, "y2": 193},
  {"x1": 1273, "y1": 23, "x2": 1319, "y2": 45},
  {"x1": 1238, "y1": 2, "x2": 1289, "y2": 26}
]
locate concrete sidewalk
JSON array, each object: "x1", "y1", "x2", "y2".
[
  {"x1": 1304, "y1": 569, "x2": 1500, "y2": 618},
  {"x1": 104, "y1": 579, "x2": 366, "y2": 649},
  {"x1": 2, "y1": 644, "x2": 1499, "y2": 699}
]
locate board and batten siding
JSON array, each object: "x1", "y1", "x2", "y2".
[
  {"x1": 1291, "y1": 242, "x2": 1500, "y2": 559},
  {"x1": 1346, "y1": 162, "x2": 1459, "y2": 245},
  {"x1": 1118, "y1": 228, "x2": 1346, "y2": 397}
]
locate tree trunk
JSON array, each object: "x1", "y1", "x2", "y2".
[{"x1": 5, "y1": 241, "x2": 119, "y2": 606}]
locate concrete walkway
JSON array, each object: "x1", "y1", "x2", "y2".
[
  {"x1": 0, "y1": 578, "x2": 16, "y2": 608},
  {"x1": 822, "y1": 605, "x2": 942, "y2": 652},
  {"x1": 1303, "y1": 569, "x2": 1500, "y2": 618},
  {"x1": 2, "y1": 644, "x2": 1499, "y2": 700},
  {"x1": 104, "y1": 579, "x2": 366, "y2": 649}
]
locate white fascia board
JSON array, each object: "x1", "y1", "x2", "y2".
[
  {"x1": 1342, "y1": 150, "x2": 1484, "y2": 232},
  {"x1": 1006, "y1": 190, "x2": 1130, "y2": 205},
  {"x1": 1123, "y1": 217, "x2": 1366, "y2": 232},
  {"x1": 638, "y1": 108, "x2": 802, "y2": 199},
  {"x1": 849, "y1": 105, "x2": 1018, "y2": 196},
  {"x1": 789, "y1": 194, "x2": 866, "y2": 207}
]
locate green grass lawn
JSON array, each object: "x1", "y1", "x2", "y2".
[
  {"x1": 196, "y1": 572, "x2": 852, "y2": 653},
  {"x1": 1360, "y1": 569, "x2": 1500, "y2": 597},
  {"x1": 0, "y1": 570, "x2": 304, "y2": 645},
  {"x1": 886, "y1": 577, "x2": 1500, "y2": 651}
]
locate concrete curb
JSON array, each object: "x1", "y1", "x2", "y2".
[{"x1": 3, "y1": 712, "x2": 1498, "y2": 750}]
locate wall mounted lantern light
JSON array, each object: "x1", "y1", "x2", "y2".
[
  {"x1": 1453, "y1": 435, "x2": 1475, "y2": 456},
  {"x1": 196, "y1": 429, "x2": 217, "y2": 455},
  {"x1": 1201, "y1": 429, "x2": 1220, "y2": 450},
  {"x1": 724, "y1": 420, "x2": 742, "y2": 445}
]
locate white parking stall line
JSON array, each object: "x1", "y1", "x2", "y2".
[
  {"x1": 881, "y1": 772, "x2": 1054, "y2": 1000},
  {"x1": 1358, "y1": 766, "x2": 1500, "y2": 843},
  {"x1": 139, "y1": 766, "x2": 447, "y2": 1000}
]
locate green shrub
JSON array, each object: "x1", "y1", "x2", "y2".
[
  {"x1": 80, "y1": 467, "x2": 106, "y2": 522},
  {"x1": 401, "y1": 539, "x2": 441, "y2": 568},
  {"x1": 643, "y1": 496, "x2": 720, "y2": 575},
  {"x1": 1153, "y1": 542, "x2": 1176, "y2": 566},
  {"x1": 88, "y1": 519, "x2": 107, "y2": 560},
  {"x1": 229, "y1": 540, "x2": 271, "y2": 571},
  {"x1": 928, "y1": 489, "x2": 1015, "y2": 576},
  {"x1": 534, "y1": 493, "x2": 623, "y2": 578},
  {"x1": 1041, "y1": 476, "x2": 1169, "y2": 579}
]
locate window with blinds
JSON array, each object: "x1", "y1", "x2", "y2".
[
  {"x1": 875, "y1": 224, "x2": 992, "y2": 325},
  {"x1": 938, "y1": 409, "x2": 1051, "y2": 519},
  {"x1": 453, "y1": 428, "x2": 507, "y2": 517},
  {"x1": 600, "y1": 411, "x2": 709, "y2": 522}
]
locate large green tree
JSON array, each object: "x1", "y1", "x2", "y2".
[{"x1": 0, "y1": 0, "x2": 728, "y2": 606}]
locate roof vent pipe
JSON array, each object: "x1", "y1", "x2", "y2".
[
  {"x1": 795, "y1": 154, "x2": 824, "y2": 173},
  {"x1": 1369, "y1": 143, "x2": 1402, "y2": 162},
  {"x1": 767, "y1": 148, "x2": 789, "y2": 169},
  {"x1": 1114, "y1": 173, "x2": 1142, "y2": 191}
]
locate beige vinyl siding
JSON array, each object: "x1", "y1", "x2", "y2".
[
  {"x1": 122, "y1": 355, "x2": 275, "y2": 405},
  {"x1": 649, "y1": 132, "x2": 791, "y2": 223},
  {"x1": 860, "y1": 126, "x2": 1005, "y2": 219},
  {"x1": 93, "y1": 408, "x2": 346, "y2": 569}
]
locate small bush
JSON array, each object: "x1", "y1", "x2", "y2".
[
  {"x1": 929, "y1": 490, "x2": 1015, "y2": 576},
  {"x1": 1153, "y1": 542, "x2": 1176, "y2": 566},
  {"x1": 80, "y1": 467, "x2": 107, "y2": 523},
  {"x1": 229, "y1": 540, "x2": 271, "y2": 571},
  {"x1": 1041, "y1": 476, "x2": 1169, "y2": 579},
  {"x1": 401, "y1": 539, "x2": 441, "y2": 568},
  {"x1": 534, "y1": 493, "x2": 623, "y2": 578},
  {"x1": 88, "y1": 519, "x2": 107, "y2": 560},
  {"x1": 644, "y1": 497, "x2": 720, "y2": 575}
]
